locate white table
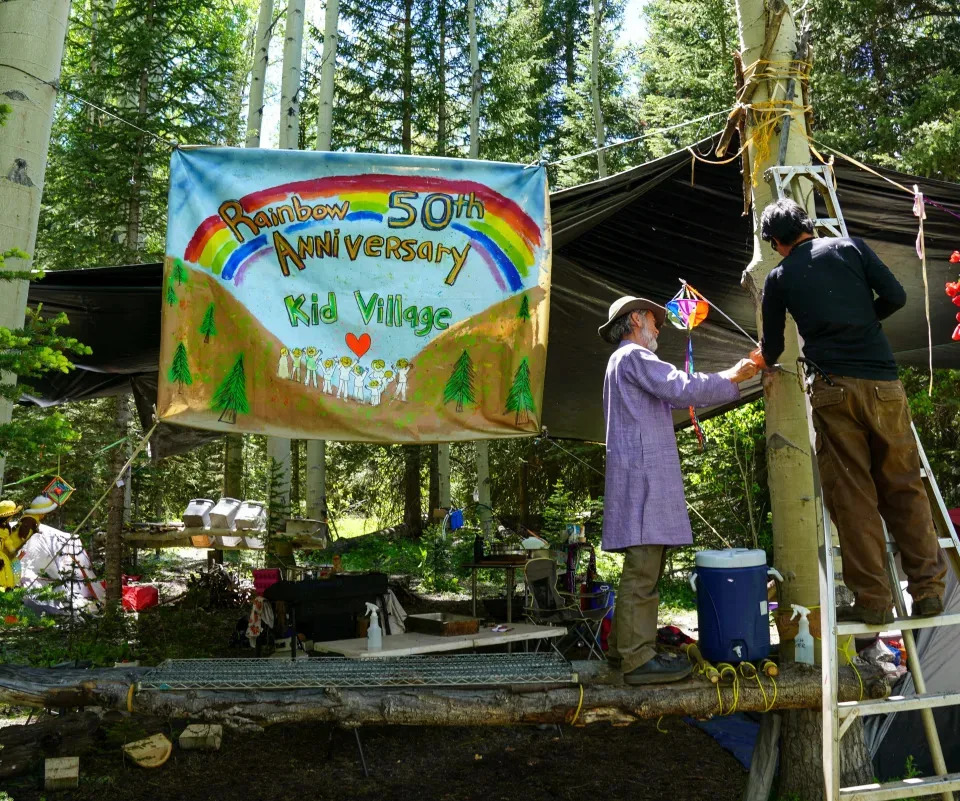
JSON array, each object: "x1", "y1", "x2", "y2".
[{"x1": 312, "y1": 623, "x2": 563, "y2": 659}]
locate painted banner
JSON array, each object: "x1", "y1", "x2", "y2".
[{"x1": 158, "y1": 148, "x2": 551, "y2": 442}]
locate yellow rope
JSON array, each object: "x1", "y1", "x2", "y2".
[
  {"x1": 716, "y1": 663, "x2": 741, "y2": 715},
  {"x1": 127, "y1": 683, "x2": 135, "y2": 713},
  {"x1": 840, "y1": 635, "x2": 865, "y2": 702},
  {"x1": 570, "y1": 683, "x2": 584, "y2": 725},
  {"x1": 656, "y1": 715, "x2": 669, "y2": 734}
]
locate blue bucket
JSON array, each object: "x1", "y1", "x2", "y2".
[{"x1": 689, "y1": 549, "x2": 782, "y2": 664}]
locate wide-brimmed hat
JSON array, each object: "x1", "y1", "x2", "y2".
[
  {"x1": 597, "y1": 296, "x2": 667, "y2": 340},
  {"x1": 0, "y1": 500, "x2": 22, "y2": 519},
  {"x1": 24, "y1": 495, "x2": 58, "y2": 517}
]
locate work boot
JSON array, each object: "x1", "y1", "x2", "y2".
[
  {"x1": 623, "y1": 655, "x2": 692, "y2": 686},
  {"x1": 836, "y1": 604, "x2": 894, "y2": 625},
  {"x1": 913, "y1": 596, "x2": 944, "y2": 618}
]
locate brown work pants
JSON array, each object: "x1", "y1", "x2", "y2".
[
  {"x1": 812, "y1": 376, "x2": 946, "y2": 612},
  {"x1": 608, "y1": 545, "x2": 666, "y2": 674}
]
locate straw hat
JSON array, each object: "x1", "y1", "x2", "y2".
[
  {"x1": 597, "y1": 296, "x2": 666, "y2": 340},
  {"x1": 0, "y1": 500, "x2": 22, "y2": 519},
  {"x1": 23, "y1": 495, "x2": 58, "y2": 517}
]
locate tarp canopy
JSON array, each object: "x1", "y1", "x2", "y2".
[{"x1": 25, "y1": 138, "x2": 960, "y2": 453}]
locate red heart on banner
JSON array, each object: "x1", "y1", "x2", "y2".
[{"x1": 345, "y1": 332, "x2": 371, "y2": 358}]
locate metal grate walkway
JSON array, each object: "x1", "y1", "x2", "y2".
[{"x1": 138, "y1": 654, "x2": 578, "y2": 690}]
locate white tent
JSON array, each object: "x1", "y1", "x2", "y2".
[{"x1": 18, "y1": 523, "x2": 105, "y2": 614}]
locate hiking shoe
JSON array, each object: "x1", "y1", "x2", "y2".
[
  {"x1": 836, "y1": 604, "x2": 894, "y2": 625},
  {"x1": 913, "y1": 596, "x2": 944, "y2": 618},
  {"x1": 623, "y1": 655, "x2": 692, "y2": 686}
]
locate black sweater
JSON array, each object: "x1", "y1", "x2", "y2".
[{"x1": 760, "y1": 237, "x2": 906, "y2": 380}]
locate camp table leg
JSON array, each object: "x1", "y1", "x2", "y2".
[{"x1": 506, "y1": 566, "x2": 515, "y2": 653}]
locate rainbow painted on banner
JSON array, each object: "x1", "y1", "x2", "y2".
[{"x1": 182, "y1": 174, "x2": 543, "y2": 292}]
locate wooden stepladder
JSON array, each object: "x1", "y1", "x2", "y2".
[{"x1": 766, "y1": 164, "x2": 960, "y2": 801}]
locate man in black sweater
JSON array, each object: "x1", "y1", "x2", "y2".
[{"x1": 758, "y1": 199, "x2": 945, "y2": 624}]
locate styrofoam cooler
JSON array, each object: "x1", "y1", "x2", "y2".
[
  {"x1": 235, "y1": 501, "x2": 265, "y2": 530},
  {"x1": 689, "y1": 549, "x2": 783, "y2": 664},
  {"x1": 209, "y1": 498, "x2": 241, "y2": 530},
  {"x1": 183, "y1": 499, "x2": 214, "y2": 529}
]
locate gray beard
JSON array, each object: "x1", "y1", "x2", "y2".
[{"x1": 639, "y1": 336, "x2": 658, "y2": 353}]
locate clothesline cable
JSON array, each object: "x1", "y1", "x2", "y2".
[
  {"x1": 541, "y1": 109, "x2": 734, "y2": 168},
  {"x1": 537, "y1": 432, "x2": 732, "y2": 548},
  {"x1": 0, "y1": 63, "x2": 180, "y2": 149}
]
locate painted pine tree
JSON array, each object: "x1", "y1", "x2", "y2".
[
  {"x1": 167, "y1": 342, "x2": 193, "y2": 388},
  {"x1": 443, "y1": 350, "x2": 475, "y2": 413},
  {"x1": 172, "y1": 258, "x2": 188, "y2": 285},
  {"x1": 165, "y1": 281, "x2": 177, "y2": 306},
  {"x1": 211, "y1": 354, "x2": 250, "y2": 424},
  {"x1": 199, "y1": 303, "x2": 217, "y2": 343},
  {"x1": 518, "y1": 294, "x2": 530, "y2": 320},
  {"x1": 505, "y1": 357, "x2": 535, "y2": 424}
]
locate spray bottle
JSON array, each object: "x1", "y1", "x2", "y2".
[
  {"x1": 790, "y1": 604, "x2": 815, "y2": 665},
  {"x1": 365, "y1": 602, "x2": 382, "y2": 651}
]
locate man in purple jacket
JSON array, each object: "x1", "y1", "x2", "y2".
[{"x1": 599, "y1": 296, "x2": 758, "y2": 684}]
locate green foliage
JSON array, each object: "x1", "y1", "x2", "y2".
[
  {"x1": 36, "y1": 0, "x2": 252, "y2": 270},
  {"x1": 679, "y1": 400, "x2": 771, "y2": 553}
]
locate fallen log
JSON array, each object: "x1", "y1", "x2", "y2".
[
  {"x1": 0, "y1": 662, "x2": 886, "y2": 729},
  {"x1": 0, "y1": 712, "x2": 101, "y2": 779}
]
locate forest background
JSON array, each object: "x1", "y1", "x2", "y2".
[{"x1": 2, "y1": 0, "x2": 960, "y2": 593}]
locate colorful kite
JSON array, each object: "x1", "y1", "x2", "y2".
[{"x1": 666, "y1": 283, "x2": 711, "y2": 449}]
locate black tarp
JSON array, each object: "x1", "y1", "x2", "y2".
[{"x1": 25, "y1": 139, "x2": 960, "y2": 453}]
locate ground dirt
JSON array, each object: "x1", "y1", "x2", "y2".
[{"x1": 5, "y1": 717, "x2": 746, "y2": 801}]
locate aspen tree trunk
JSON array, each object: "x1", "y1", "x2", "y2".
[
  {"x1": 268, "y1": 0, "x2": 304, "y2": 526},
  {"x1": 223, "y1": 436, "x2": 244, "y2": 498},
  {"x1": 590, "y1": 0, "x2": 606, "y2": 179},
  {"x1": 429, "y1": 445, "x2": 440, "y2": 514},
  {"x1": 401, "y1": 0, "x2": 414, "y2": 154},
  {"x1": 437, "y1": 0, "x2": 448, "y2": 156},
  {"x1": 438, "y1": 443, "x2": 451, "y2": 508},
  {"x1": 468, "y1": 0, "x2": 480, "y2": 158},
  {"x1": 0, "y1": 0, "x2": 71, "y2": 487},
  {"x1": 310, "y1": 0, "x2": 338, "y2": 522},
  {"x1": 278, "y1": 0, "x2": 305, "y2": 150},
  {"x1": 246, "y1": 0, "x2": 275, "y2": 148},
  {"x1": 315, "y1": 0, "x2": 339, "y2": 151},
  {"x1": 732, "y1": 1, "x2": 871, "y2": 796},
  {"x1": 290, "y1": 439, "x2": 301, "y2": 514},
  {"x1": 466, "y1": 0, "x2": 493, "y2": 537}
]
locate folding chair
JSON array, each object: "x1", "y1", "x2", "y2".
[{"x1": 522, "y1": 557, "x2": 610, "y2": 660}]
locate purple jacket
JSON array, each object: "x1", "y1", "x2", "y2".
[{"x1": 601, "y1": 342, "x2": 741, "y2": 551}]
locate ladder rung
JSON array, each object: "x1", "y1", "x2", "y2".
[
  {"x1": 839, "y1": 690, "x2": 960, "y2": 718},
  {"x1": 832, "y1": 537, "x2": 955, "y2": 558},
  {"x1": 840, "y1": 771, "x2": 960, "y2": 801},
  {"x1": 837, "y1": 611, "x2": 960, "y2": 637}
]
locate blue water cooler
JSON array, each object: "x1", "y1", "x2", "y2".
[{"x1": 689, "y1": 549, "x2": 783, "y2": 664}]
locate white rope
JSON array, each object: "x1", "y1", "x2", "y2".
[{"x1": 541, "y1": 108, "x2": 734, "y2": 168}]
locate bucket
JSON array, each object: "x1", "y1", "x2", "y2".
[{"x1": 689, "y1": 549, "x2": 783, "y2": 664}]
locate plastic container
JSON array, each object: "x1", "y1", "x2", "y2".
[
  {"x1": 209, "y1": 497, "x2": 241, "y2": 530},
  {"x1": 235, "y1": 501, "x2": 265, "y2": 530},
  {"x1": 216, "y1": 535, "x2": 243, "y2": 548},
  {"x1": 689, "y1": 548, "x2": 783, "y2": 664},
  {"x1": 183, "y1": 499, "x2": 214, "y2": 529}
]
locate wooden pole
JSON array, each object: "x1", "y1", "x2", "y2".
[
  {"x1": 0, "y1": 663, "x2": 886, "y2": 726},
  {"x1": 0, "y1": 0, "x2": 72, "y2": 486}
]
